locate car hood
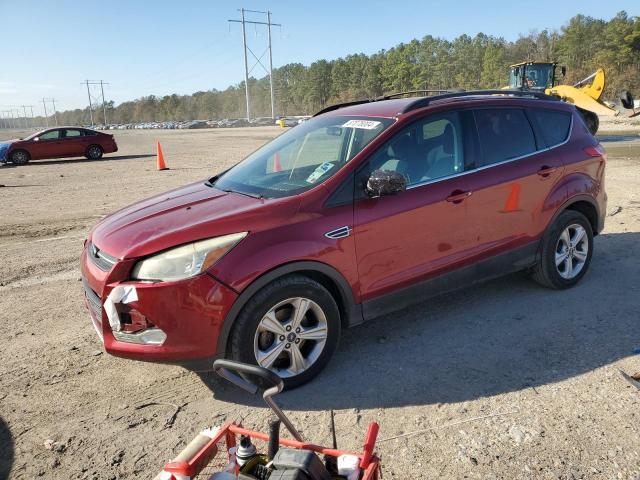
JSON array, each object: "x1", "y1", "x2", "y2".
[{"x1": 90, "y1": 180, "x2": 300, "y2": 259}]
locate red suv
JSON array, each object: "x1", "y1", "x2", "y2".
[
  {"x1": 3, "y1": 127, "x2": 117, "y2": 164},
  {"x1": 81, "y1": 91, "x2": 606, "y2": 388}
]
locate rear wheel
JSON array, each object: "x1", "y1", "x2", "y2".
[
  {"x1": 531, "y1": 210, "x2": 593, "y2": 289},
  {"x1": 229, "y1": 275, "x2": 341, "y2": 389},
  {"x1": 9, "y1": 149, "x2": 30, "y2": 165},
  {"x1": 85, "y1": 145, "x2": 103, "y2": 160}
]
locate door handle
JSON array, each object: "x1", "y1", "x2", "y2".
[
  {"x1": 537, "y1": 165, "x2": 557, "y2": 177},
  {"x1": 446, "y1": 190, "x2": 472, "y2": 204}
]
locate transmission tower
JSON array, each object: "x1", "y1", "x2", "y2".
[
  {"x1": 82, "y1": 80, "x2": 109, "y2": 125},
  {"x1": 228, "y1": 9, "x2": 281, "y2": 121}
]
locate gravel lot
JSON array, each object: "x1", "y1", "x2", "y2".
[{"x1": 1, "y1": 124, "x2": 639, "y2": 479}]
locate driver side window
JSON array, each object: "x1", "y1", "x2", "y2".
[
  {"x1": 368, "y1": 111, "x2": 465, "y2": 186},
  {"x1": 39, "y1": 130, "x2": 60, "y2": 141}
]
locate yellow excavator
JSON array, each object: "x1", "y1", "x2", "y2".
[{"x1": 507, "y1": 61, "x2": 638, "y2": 134}]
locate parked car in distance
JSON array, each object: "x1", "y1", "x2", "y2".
[
  {"x1": 4, "y1": 127, "x2": 118, "y2": 164},
  {"x1": 82, "y1": 90, "x2": 606, "y2": 389}
]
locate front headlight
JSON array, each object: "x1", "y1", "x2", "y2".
[{"x1": 131, "y1": 232, "x2": 247, "y2": 282}]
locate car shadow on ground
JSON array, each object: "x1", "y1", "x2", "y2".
[
  {"x1": 0, "y1": 417, "x2": 14, "y2": 479},
  {"x1": 2, "y1": 154, "x2": 156, "y2": 167},
  {"x1": 200, "y1": 231, "x2": 639, "y2": 411}
]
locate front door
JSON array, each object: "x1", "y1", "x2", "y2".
[
  {"x1": 353, "y1": 110, "x2": 478, "y2": 312},
  {"x1": 29, "y1": 129, "x2": 66, "y2": 159}
]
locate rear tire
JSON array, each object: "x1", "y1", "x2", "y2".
[
  {"x1": 531, "y1": 210, "x2": 593, "y2": 289},
  {"x1": 229, "y1": 275, "x2": 341, "y2": 389},
  {"x1": 9, "y1": 149, "x2": 30, "y2": 165},
  {"x1": 85, "y1": 145, "x2": 103, "y2": 160}
]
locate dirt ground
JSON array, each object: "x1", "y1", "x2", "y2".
[{"x1": 1, "y1": 122, "x2": 639, "y2": 480}]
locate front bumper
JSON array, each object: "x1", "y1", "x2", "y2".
[{"x1": 81, "y1": 243, "x2": 238, "y2": 363}]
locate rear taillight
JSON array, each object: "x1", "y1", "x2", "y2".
[{"x1": 584, "y1": 144, "x2": 606, "y2": 159}]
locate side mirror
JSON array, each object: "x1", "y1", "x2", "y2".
[
  {"x1": 33, "y1": 137, "x2": 40, "y2": 142},
  {"x1": 366, "y1": 169, "x2": 407, "y2": 198},
  {"x1": 514, "y1": 67, "x2": 520, "y2": 77}
]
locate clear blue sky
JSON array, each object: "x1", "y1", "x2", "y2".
[{"x1": 0, "y1": 0, "x2": 637, "y2": 114}]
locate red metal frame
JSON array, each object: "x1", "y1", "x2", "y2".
[{"x1": 156, "y1": 421, "x2": 381, "y2": 479}]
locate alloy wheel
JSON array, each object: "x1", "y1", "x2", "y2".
[
  {"x1": 253, "y1": 297, "x2": 328, "y2": 378},
  {"x1": 555, "y1": 223, "x2": 589, "y2": 279}
]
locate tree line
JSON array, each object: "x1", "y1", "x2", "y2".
[{"x1": 50, "y1": 11, "x2": 640, "y2": 125}]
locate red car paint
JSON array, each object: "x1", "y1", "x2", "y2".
[
  {"x1": 6, "y1": 127, "x2": 117, "y2": 161},
  {"x1": 81, "y1": 94, "x2": 606, "y2": 366}
]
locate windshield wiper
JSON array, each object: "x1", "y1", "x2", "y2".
[{"x1": 221, "y1": 188, "x2": 263, "y2": 199}]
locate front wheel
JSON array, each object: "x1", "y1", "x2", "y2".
[
  {"x1": 229, "y1": 275, "x2": 341, "y2": 389},
  {"x1": 10, "y1": 149, "x2": 30, "y2": 165},
  {"x1": 531, "y1": 210, "x2": 594, "y2": 289}
]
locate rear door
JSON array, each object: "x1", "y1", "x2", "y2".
[
  {"x1": 353, "y1": 110, "x2": 479, "y2": 308},
  {"x1": 461, "y1": 106, "x2": 567, "y2": 262},
  {"x1": 61, "y1": 128, "x2": 86, "y2": 156}
]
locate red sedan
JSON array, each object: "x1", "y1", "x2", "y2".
[{"x1": 3, "y1": 127, "x2": 118, "y2": 164}]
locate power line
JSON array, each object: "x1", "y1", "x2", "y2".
[{"x1": 229, "y1": 9, "x2": 281, "y2": 121}]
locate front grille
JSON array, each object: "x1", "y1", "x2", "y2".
[
  {"x1": 82, "y1": 278, "x2": 102, "y2": 322},
  {"x1": 87, "y1": 241, "x2": 117, "y2": 271}
]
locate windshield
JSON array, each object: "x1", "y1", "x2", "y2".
[
  {"x1": 510, "y1": 64, "x2": 554, "y2": 90},
  {"x1": 213, "y1": 115, "x2": 394, "y2": 198}
]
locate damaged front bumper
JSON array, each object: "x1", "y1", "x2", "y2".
[{"x1": 80, "y1": 242, "x2": 238, "y2": 363}]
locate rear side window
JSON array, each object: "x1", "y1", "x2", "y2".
[
  {"x1": 528, "y1": 109, "x2": 571, "y2": 147},
  {"x1": 474, "y1": 109, "x2": 536, "y2": 166},
  {"x1": 64, "y1": 129, "x2": 82, "y2": 137}
]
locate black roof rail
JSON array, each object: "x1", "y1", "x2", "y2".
[
  {"x1": 313, "y1": 99, "x2": 372, "y2": 117},
  {"x1": 313, "y1": 90, "x2": 452, "y2": 117},
  {"x1": 313, "y1": 89, "x2": 559, "y2": 117},
  {"x1": 401, "y1": 89, "x2": 559, "y2": 113}
]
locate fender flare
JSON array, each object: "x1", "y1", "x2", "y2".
[
  {"x1": 546, "y1": 194, "x2": 601, "y2": 235},
  {"x1": 215, "y1": 260, "x2": 361, "y2": 356}
]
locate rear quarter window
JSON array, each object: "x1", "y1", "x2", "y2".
[
  {"x1": 83, "y1": 129, "x2": 98, "y2": 136},
  {"x1": 528, "y1": 109, "x2": 572, "y2": 147},
  {"x1": 474, "y1": 108, "x2": 536, "y2": 166}
]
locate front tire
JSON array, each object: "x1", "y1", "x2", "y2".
[
  {"x1": 85, "y1": 145, "x2": 103, "y2": 160},
  {"x1": 10, "y1": 149, "x2": 30, "y2": 165},
  {"x1": 229, "y1": 275, "x2": 341, "y2": 389},
  {"x1": 531, "y1": 210, "x2": 593, "y2": 289}
]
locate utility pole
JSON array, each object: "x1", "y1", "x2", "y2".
[
  {"x1": 29, "y1": 106, "x2": 36, "y2": 128},
  {"x1": 100, "y1": 80, "x2": 108, "y2": 125},
  {"x1": 51, "y1": 98, "x2": 58, "y2": 126},
  {"x1": 267, "y1": 11, "x2": 276, "y2": 120},
  {"x1": 229, "y1": 9, "x2": 281, "y2": 121},
  {"x1": 84, "y1": 80, "x2": 94, "y2": 125},
  {"x1": 42, "y1": 99, "x2": 49, "y2": 127},
  {"x1": 20, "y1": 105, "x2": 31, "y2": 129}
]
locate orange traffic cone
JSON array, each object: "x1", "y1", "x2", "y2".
[
  {"x1": 156, "y1": 141, "x2": 169, "y2": 171},
  {"x1": 273, "y1": 152, "x2": 282, "y2": 172}
]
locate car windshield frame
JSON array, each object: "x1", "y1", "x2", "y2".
[{"x1": 212, "y1": 115, "x2": 395, "y2": 199}]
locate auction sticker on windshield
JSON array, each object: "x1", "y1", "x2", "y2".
[
  {"x1": 306, "y1": 162, "x2": 334, "y2": 184},
  {"x1": 342, "y1": 119, "x2": 382, "y2": 130}
]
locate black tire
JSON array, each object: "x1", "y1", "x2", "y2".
[
  {"x1": 9, "y1": 149, "x2": 30, "y2": 165},
  {"x1": 85, "y1": 144, "x2": 103, "y2": 160},
  {"x1": 229, "y1": 275, "x2": 341, "y2": 389},
  {"x1": 531, "y1": 210, "x2": 594, "y2": 289},
  {"x1": 578, "y1": 109, "x2": 599, "y2": 136}
]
